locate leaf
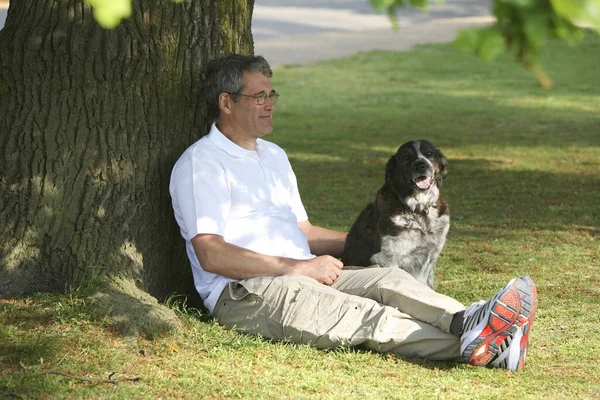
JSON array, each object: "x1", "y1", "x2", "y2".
[
  {"x1": 503, "y1": 0, "x2": 536, "y2": 8},
  {"x1": 552, "y1": 17, "x2": 586, "y2": 43},
  {"x1": 523, "y1": 14, "x2": 550, "y2": 50},
  {"x1": 369, "y1": 0, "x2": 403, "y2": 12},
  {"x1": 387, "y1": 6, "x2": 400, "y2": 30},
  {"x1": 85, "y1": 0, "x2": 132, "y2": 29},
  {"x1": 551, "y1": 0, "x2": 583, "y2": 19},
  {"x1": 453, "y1": 28, "x2": 481, "y2": 53},
  {"x1": 408, "y1": 0, "x2": 429, "y2": 9},
  {"x1": 478, "y1": 29, "x2": 506, "y2": 62},
  {"x1": 551, "y1": 0, "x2": 600, "y2": 32}
]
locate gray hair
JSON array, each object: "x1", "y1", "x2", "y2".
[{"x1": 204, "y1": 54, "x2": 273, "y2": 120}]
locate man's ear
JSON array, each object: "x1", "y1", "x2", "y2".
[{"x1": 218, "y1": 92, "x2": 232, "y2": 115}]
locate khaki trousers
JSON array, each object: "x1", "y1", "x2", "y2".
[{"x1": 213, "y1": 266, "x2": 465, "y2": 360}]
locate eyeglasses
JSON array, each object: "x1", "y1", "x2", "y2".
[{"x1": 228, "y1": 91, "x2": 280, "y2": 105}]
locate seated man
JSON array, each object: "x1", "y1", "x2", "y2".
[{"x1": 169, "y1": 54, "x2": 537, "y2": 371}]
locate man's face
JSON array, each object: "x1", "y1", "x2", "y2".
[{"x1": 229, "y1": 71, "x2": 276, "y2": 139}]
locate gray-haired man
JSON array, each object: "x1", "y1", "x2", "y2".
[{"x1": 169, "y1": 54, "x2": 537, "y2": 371}]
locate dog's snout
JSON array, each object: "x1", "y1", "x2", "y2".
[{"x1": 413, "y1": 160, "x2": 429, "y2": 174}]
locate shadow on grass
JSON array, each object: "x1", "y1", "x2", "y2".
[
  {"x1": 0, "y1": 330, "x2": 63, "y2": 368},
  {"x1": 0, "y1": 298, "x2": 65, "y2": 370},
  {"x1": 443, "y1": 159, "x2": 600, "y2": 236},
  {"x1": 288, "y1": 152, "x2": 599, "y2": 237}
]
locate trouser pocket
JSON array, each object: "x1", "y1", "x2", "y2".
[{"x1": 213, "y1": 276, "x2": 275, "y2": 334}]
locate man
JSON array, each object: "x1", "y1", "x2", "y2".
[{"x1": 169, "y1": 54, "x2": 538, "y2": 371}]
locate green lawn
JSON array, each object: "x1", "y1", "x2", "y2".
[{"x1": 2, "y1": 35, "x2": 599, "y2": 399}]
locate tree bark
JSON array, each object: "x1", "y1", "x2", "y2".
[{"x1": 0, "y1": 0, "x2": 255, "y2": 300}]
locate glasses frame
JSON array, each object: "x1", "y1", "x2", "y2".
[{"x1": 227, "y1": 90, "x2": 280, "y2": 105}]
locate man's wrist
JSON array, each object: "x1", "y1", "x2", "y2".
[{"x1": 278, "y1": 256, "x2": 303, "y2": 275}]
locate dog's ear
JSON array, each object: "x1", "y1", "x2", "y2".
[
  {"x1": 385, "y1": 155, "x2": 396, "y2": 184},
  {"x1": 435, "y1": 148, "x2": 448, "y2": 188}
]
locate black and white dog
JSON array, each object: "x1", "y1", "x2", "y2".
[{"x1": 341, "y1": 140, "x2": 449, "y2": 288}]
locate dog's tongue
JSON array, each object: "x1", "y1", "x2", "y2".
[{"x1": 415, "y1": 176, "x2": 433, "y2": 189}]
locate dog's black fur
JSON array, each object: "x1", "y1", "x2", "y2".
[{"x1": 341, "y1": 140, "x2": 449, "y2": 288}]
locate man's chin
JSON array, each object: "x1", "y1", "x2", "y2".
[{"x1": 259, "y1": 124, "x2": 274, "y2": 136}]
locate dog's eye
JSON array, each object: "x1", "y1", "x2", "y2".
[{"x1": 425, "y1": 151, "x2": 433, "y2": 157}]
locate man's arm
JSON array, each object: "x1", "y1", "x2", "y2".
[
  {"x1": 298, "y1": 220, "x2": 348, "y2": 258},
  {"x1": 192, "y1": 234, "x2": 343, "y2": 285}
]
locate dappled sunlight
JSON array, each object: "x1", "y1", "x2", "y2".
[
  {"x1": 287, "y1": 145, "x2": 400, "y2": 165},
  {"x1": 213, "y1": 166, "x2": 311, "y2": 260},
  {"x1": 30, "y1": 175, "x2": 59, "y2": 198},
  {"x1": 444, "y1": 146, "x2": 600, "y2": 175},
  {"x1": 436, "y1": 157, "x2": 600, "y2": 238},
  {"x1": 119, "y1": 240, "x2": 144, "y2": 274},
  {"x1": 383, "y1": 83, "x2": 600, "y2": 115},
  {"x1": 4, "y1": 228, "x2": 39, "y2": 271},
  {"x1": 363, "y1": 144, "x2": 400, "y2": 155},
  {"x1": 496, "y1": 95, "x2": 600, "y2": 114},
  {"x1": 96, "y1": 206, "x2": 107, "y2": 219},
  {"x1": 286, "y1": 152, "x2": 344, "y2": 162},
  {"x1": 2, "y1": 174, "x2": 57, "y2": 272}
]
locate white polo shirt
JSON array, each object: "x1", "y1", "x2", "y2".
[{"x1": 169, "y1": 123, "x2": 314, "y2": 313}]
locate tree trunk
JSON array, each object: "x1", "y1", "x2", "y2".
[{"x1": 0, "y1": 0, "x2": 254, "y2": 301}]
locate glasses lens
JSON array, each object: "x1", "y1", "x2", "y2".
[{"x1": 255, "y1": 92, "x2": 279, "y2": 105}]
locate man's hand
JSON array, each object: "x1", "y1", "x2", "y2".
[{"x1": 297, "y1": 255, "x2": 343, "y2": 285}]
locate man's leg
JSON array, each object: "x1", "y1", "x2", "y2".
[
  {"x1": 331, "y1": 266, "x2": 465, "y2": 334},
  {"x1": 213, "y1": 273, "x2": 461, "y2": 361},
  {"x1": 333, "y1": 267, "x2": 538, "y2": 371}
]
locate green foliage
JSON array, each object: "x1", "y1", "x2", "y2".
[
  {"x1": 552, "y1": 0, "x2": 600, "y2": 29},
  {"x1": 84, "y1": 0, "x2": 131, "y2": 29},
  {"x1": 370, "y1": 0, "x2": 430, "y2": 27},
  {"x1": 84, "y1": 0, "x2": 597, "y2": 86},
  {"x1": 375, "y1": 0, "x2": 600, "y2": 87},
  {"x1": 85, "y1": 0, "x2": 183, "y2": 29}
]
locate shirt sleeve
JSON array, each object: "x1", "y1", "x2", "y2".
[{"x1": 171, "y1": 150, "x2": 231, "y2": 240}]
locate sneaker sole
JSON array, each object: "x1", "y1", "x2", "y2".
[
  {"x1": 464, "y1": 277, "x2": 536, "y2": 366},
  {"x1": 515, "y1": 278, "x2": 538, "y2": 370},
  {"x1": 493, "y1": 279, "x2": 538, "y2": 371}
]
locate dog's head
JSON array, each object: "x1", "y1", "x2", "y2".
[{"x1": 385, "y1": 140, "x2": 447, "y2": 193}]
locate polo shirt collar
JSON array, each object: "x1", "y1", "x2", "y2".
[{"x1": 208, "y1": 123, "x2": 267, "y2": 160}]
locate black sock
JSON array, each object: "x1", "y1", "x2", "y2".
[{"x1": 450, "y1": 310, "x2": 465, "y2": 337}]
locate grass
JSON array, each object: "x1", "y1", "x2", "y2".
[{"x1": 2, "y1": 35, "x2": 600, "y2": 399}]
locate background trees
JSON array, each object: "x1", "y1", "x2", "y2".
[{"x1": 371, "y1": 0, "x2": 600, "y2": 87}]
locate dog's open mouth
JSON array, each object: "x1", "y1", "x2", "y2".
[{"x1": 413, "y1": 176, "x2": 433, "y2": 190}]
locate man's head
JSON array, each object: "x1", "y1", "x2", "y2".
[
  {"x1": 204, "y1": 54, "x2": 278, "y2": 146},
  {"x1": 204, "y1": 54, "x2": 273, "y2": 120}
]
